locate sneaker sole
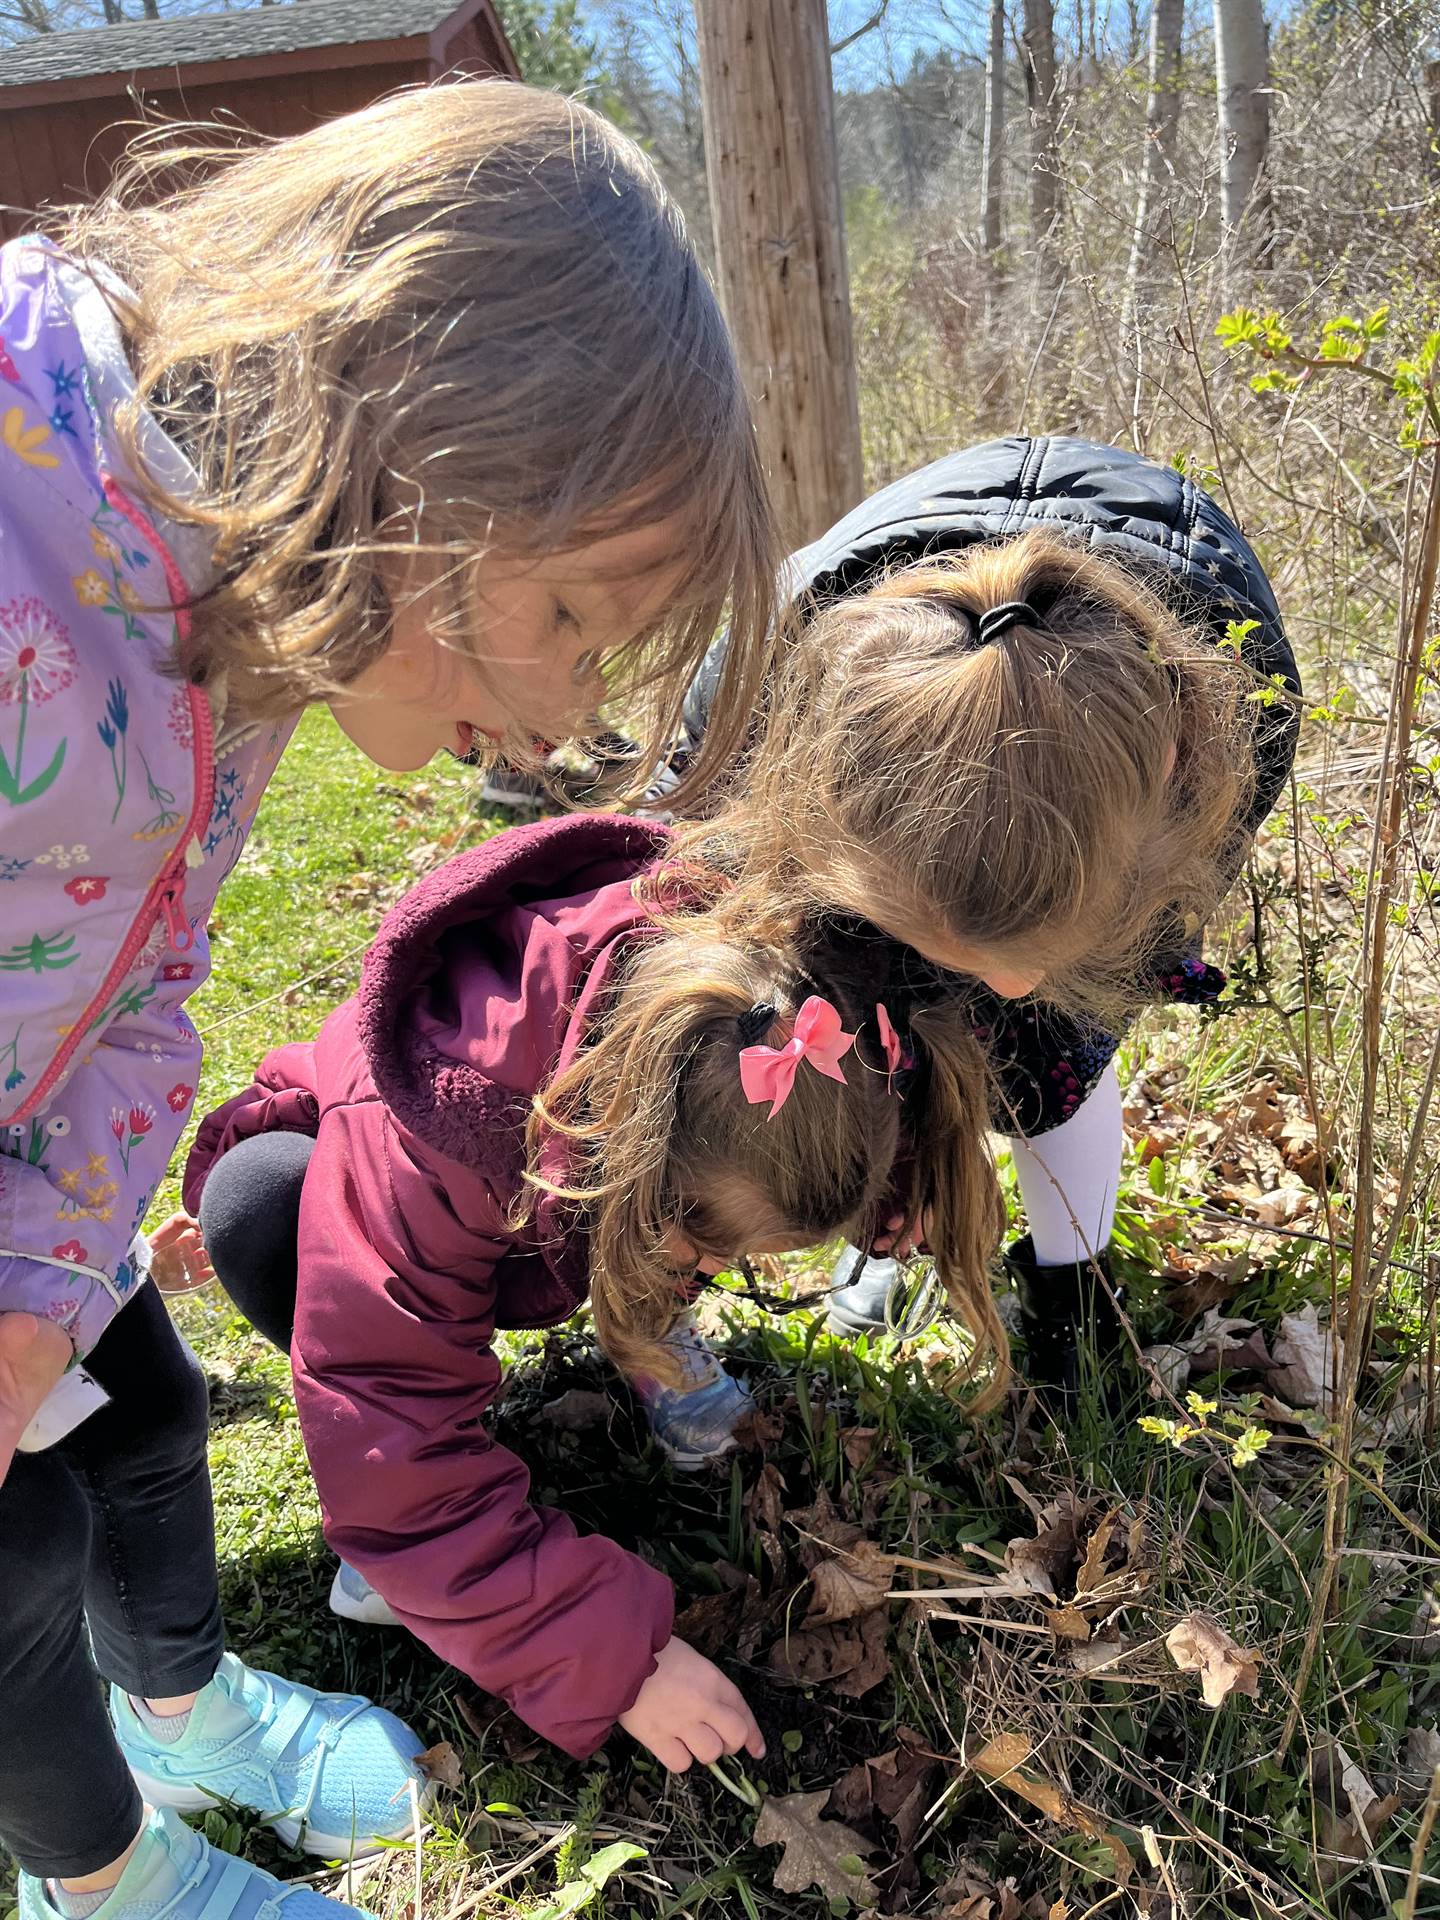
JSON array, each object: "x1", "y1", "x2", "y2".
[
  {"x1": 653, "y1": 1432, "x2": 740, "y2": 1472},
  {"x1": 328, "y1": 1565, "x2": 405, "y2": 1628},
  {"x1": 127, "y1": 1763, "x2": 430, "y2": 1859}
]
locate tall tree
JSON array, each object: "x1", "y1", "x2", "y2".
[
  {"x1": 1213, "y1": 0, "x2": 1273, "y2": 287},
  {"x1": 1019, "y1": 0, "x2": 1063, "y2": 281},
  {"x1": 695, "y1": 0, "x2": 863, "y2": 545},
  {"x1": 1125, "y1": 0, "x2": 1185, "y2": 322},
  {"x1": 495, "y1": 0, "x2": 608, "y2": 96},
  {"x1": 981, "y1": 0, "x2": 1006, "y2": 260}
]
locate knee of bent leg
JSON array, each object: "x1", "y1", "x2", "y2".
[{"x1": 199, "y1": 1132, "x2": 312, "y2": 1291}]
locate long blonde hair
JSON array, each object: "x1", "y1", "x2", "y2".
[
  {"x1": 702, "y1": 530, "x2": 1257, "y2": 1023},
  {"x1": 518, "y1": 897, "x2": 1009, "y2": 1401},
  {"x1": 54, "y1": 82, "x2": 777, "y2": 799}
]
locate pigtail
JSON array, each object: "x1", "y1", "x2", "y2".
[{"x1": 520, "y1": 958, "x2": 755, "y2": 1384}]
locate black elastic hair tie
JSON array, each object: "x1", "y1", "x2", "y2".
[
  {"x1": 736, "y1": 1001, "x2": 778, "y2": 1046},
  {"x1": 976, "y1": 600, "x2": 1040, "y2": 646}
]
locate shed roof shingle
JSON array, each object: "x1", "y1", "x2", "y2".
[{"x1": 0, "y1": 0, "x2": 473, "y2": 88}]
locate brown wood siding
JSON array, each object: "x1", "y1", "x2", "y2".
[
  {"x1": 1, "y1": 58, "x2": 431, "y2": 238},
  {"x1": 434, "y1": 13, "x2": 511, "y2": 77}
]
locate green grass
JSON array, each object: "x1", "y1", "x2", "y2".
[{"x1": 7, "y1": 709, "x2": 1439, "y2": 1920}]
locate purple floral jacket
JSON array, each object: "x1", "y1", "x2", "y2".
[{"x1": 0, "y1": 237, "x2": 295, "y2": 1356}]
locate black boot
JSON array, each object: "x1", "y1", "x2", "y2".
[{"x1": 1003, "y1": 1234, "x2": 1128, "y2": 1404}]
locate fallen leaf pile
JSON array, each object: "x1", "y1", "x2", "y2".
[{"x1": 1123, "y1": 1067, "x2": 1336, "y2": 1242}]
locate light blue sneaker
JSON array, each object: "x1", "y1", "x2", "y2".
[
  {"x1": 19, "y1": 1806, "x2": 373, "y2": 1920},
  {"x1": 632, "y1": 1319, "x2": 755, "y2": 1469},
  {"x1": 112, "y1": 1652, "x2": 426, "y2": 1859},
  {"x1": 329, "y1": 1561, "x2": 403, "y2": 1629}
]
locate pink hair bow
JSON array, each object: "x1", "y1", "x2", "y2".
[
  {"x1": 739, "y1": 995, "x2": 856, "y2": 1120},
  {"x1": 876, "y1": 1002, "x2": 904, "y2": 1095}
]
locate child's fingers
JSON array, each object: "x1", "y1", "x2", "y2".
[
  {"x1": 650, "y1": 1732, "x2": 695, "y2": 1772},
  {"x1": 706, "y1": 1700, "x2": 763, "y2": 1757},
  {"x1": 683, "y1": 1722, "x2": 727, "y2": 1766},
  {"x1": 713, "y1": 1680, "x2": 766, "y2": 1757}
]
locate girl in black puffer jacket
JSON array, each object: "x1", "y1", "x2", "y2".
[{"x1": 674, "y1": 437, "x2": 1299, "y2": 1395}]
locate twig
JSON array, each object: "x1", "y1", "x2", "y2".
[{"x1": 1402, "y1": 1765, "x2": 1440, "y2": 1920}]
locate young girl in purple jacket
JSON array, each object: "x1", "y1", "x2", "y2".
[
  {"x1": 0, "y1": 83, "x2": 775, "y2": 1920},
  {"x1": 184, "y1": 814, "x2": 1005, "y2": 1772}
]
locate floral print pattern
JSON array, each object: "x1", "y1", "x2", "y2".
[
  {"x1": 0, "y1": 597, "x2": 75, "y2": 807},
  {"x1": 0, "y1": 238, "x2": 298, "y2": 1357}
]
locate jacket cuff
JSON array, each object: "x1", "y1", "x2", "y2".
[
  {"x1": 537, "y1": 1569, "x2": 675, "y2": 1761},
  {"x1": 0, "y1": 1247, "x2": 139, "y2": 1358}
]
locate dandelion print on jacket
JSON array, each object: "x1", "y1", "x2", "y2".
[
  {"x1": 0, "y1": 237, "x2": 297, "y2": 1353},
  {"x1": 0, "y1": 597, "x2": 75, "y2": 806}
]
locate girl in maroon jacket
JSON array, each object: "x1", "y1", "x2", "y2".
[{"x1": 183, "y1": 814, "x2": 1002, "y2": 1772}]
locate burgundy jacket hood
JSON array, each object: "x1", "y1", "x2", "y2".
[{"x1": 357, "y1": 812, "x2": 667, "y2": 1180}]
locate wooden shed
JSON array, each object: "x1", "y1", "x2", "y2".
[{"x1": 0, "y1": 0, "x2": 520, "y2": 238}]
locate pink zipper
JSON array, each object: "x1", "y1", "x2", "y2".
[{"x1": 7, "y1": 477, "x2": 216, "y2": 1125}]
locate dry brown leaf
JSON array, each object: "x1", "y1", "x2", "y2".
[
  {"x1": 734, "y1": 1405, "x2": 785, "y2": 1450},
  {"x1": 1405, "y1": 1725, "x2": 1440, "y2": 1778},
  {"x1": 1270, "y1": 1304, "x2": 1342, "y2": 1412},
  {"x1": 539, "y1": 1388, "x2": 609, "y2": 1432},
  {"x1": 1074, "y1": 1511, "x2": 1118, "y2": 1597},
  {"x1": 1165, "y1": 1612, "x2": 1261, "y2": 1707},
  {"x1": 1249, "y1": 1185, "x2": 1316, "y2": 1230},
  {"x1": 768, "y1": 1604, "x2": 890, "y2": 1696},
  {"x1": 968, "y1": 1733, "x2": 1134, "y2": 1882},
  {"x1": 806, "y1": 1539, "x2": 897, "y2": 1625},
  {"x1": 1070, "y1": 1632, "x2": 1128, "y2": 1675},
  {"x1": 674, "y1": 1587, "x2": 746, "y2": 1659},
  {"x1": 1045, "y1": 1605, "x2": 1092, "y2": 1643},
  {"x1": 823, "y1": 1728, "x2": 938, "y2": 1878},
  {"x1": 842, "y1": 1425, "x2": 882, "y2": 1470},
  {"x1": 746, "y1": 1460, "x2": 787, "y2": 1533},
  {"x1": 1003, "y1": 1508, "x2": 1082, "y2": 1600},
  {"x1": 413, "y1": 1740, "x2": 463, "y2": 1790},
  {"x1": 1313, "y1": 1743, "x2": 1397, "y2": 1877},
  {"x1": 752, "y1": 1788, "x2": 878, "y2": 1903},
  {"x1": 934, "y1": 1862, "x2": 1006, "y2": 1920}
]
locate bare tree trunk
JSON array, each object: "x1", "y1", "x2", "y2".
[
  {"x1": 1124, "y1": 0, "x2": 1184, "y2": 324},
  {"x1": 1214, "y1": 0, "x2": 1272, "y2": 291},
  {"x1": 1426, "y1": 56, "x2": 1440, "y2": 177},
  {"x1": 695, "y1": 0, "x2": 863, "y2": 546},
  {"x1": 981, "y1": 0, "x2": 1006, "y2": 260},
  {"x1": 1019, "y1": 0, "x2": 1063, "y2": 283}
]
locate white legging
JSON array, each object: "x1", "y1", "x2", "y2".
[{"x1": 1004, "y1": 1060, "x2": 1123, "y2": 1264}]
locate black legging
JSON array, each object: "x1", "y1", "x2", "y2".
[
  {"x1": 198, "y1": 1131, "x2": 314, "y2": 1351},
  {"x1": 0, "y1": 1284, "x2": 222, "y2": 1878}
]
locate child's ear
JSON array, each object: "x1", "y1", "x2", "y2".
[{"x1": 1163, "y1": 738, "x2": 1179, "y2": 781}]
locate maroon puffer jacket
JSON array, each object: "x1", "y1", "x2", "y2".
[{"x1": 185, "y1": 815, "x2": 675, "y2": 1759}]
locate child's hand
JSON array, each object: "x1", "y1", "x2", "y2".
[
  {"x1": 148, "y1": 1211, "x2": 216, "y2": 1295},
  {"x1": 618, "y1": 1636, "x2": 765, "y2": 1772},
  {"x1": 0, "y1": 1311, "x2": 73, "y2": 1485}
]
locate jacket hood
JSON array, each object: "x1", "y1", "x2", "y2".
[{"x1": 356, "y1": 814, "x2": 667, "y2": 1178}]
